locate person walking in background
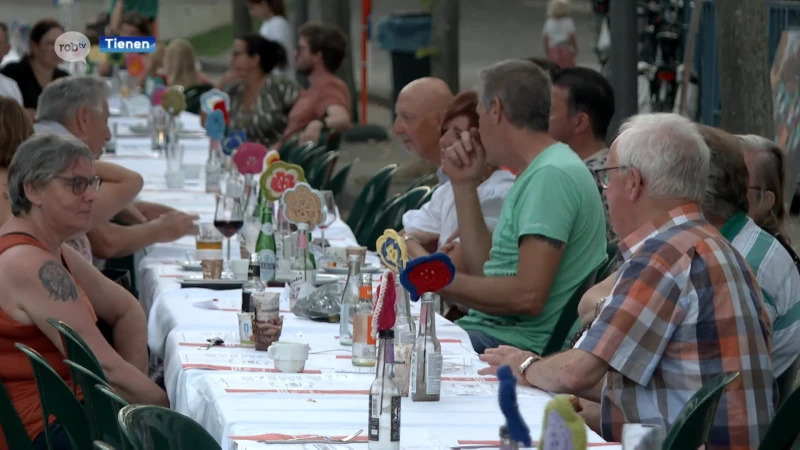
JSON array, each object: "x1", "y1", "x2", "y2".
[
  {"x1": 543, "y1": 0, "x2": 578, "y2": 68},
  {"x1": 247, "y1": 0, "x2": 295, "y2": 77}
]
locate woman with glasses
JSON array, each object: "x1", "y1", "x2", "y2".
[
  {"x1": 739, "y1": 134, "x2": 800, "y2": 272},
  {"x1": 0, "y1": 134, "x2": 167, "y2": 450}
]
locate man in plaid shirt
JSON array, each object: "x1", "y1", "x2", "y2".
[{"x1": 478, "y1": 113, "x2": 775, "y2": 449}]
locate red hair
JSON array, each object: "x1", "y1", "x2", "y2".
[{"x1": 442, "y1": 90, "x2": 479, "y2": 132}]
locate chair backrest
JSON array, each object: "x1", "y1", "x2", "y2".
[
  {"x1": 307, "y1": 151, "x2": 340, "y2": 190},
  {"x1": 94, "y1": 441, "x2": 118, "y2": 450},
  {"x1": 95, "y1": 383, "x2": 130, "y2": 447},
  {"x1": 0, "y1": 379, "x2": 34, "y2": 450},
  {"x1": 759, "y1": 383, "x2": 800, "y2": 450},
  {"x1": 541, "y1": 267, "x2": 599, "y2": 356},
  {"x1": 361, "y1": 194, "x2": 405, "y2": 251},
  {"x1": 118, "y1": 405, "x2": 222, "y2": 450},
  {"x1": 299, "y1": 146, "x2": 327, "y2": 175},
  {"x1": 285, "y1": 141, "x2": 316, "y2": 164},
  {"x1": 63, "y1": 361, "x2": 130, "y2": 448},
  {"x1": 14, "y1": 343, "x2": 93, "y2": 450},
  {"x1": 47, "y1": 318, "x2": 107, "y2": 384},
  {"x1": 324, "y1": 158, "x2": 358, "y2": 200},
  {"x1": 408, "y1": 173, "x2": 438, "y2": 190},
  {"x1": 776, "y1": 355, "x2": 800, "y2": 406},
  {"x1": 347, "y1": 164, "x2": 398, "y2": 240},
  {"x1": 183, "y1": 84, "x2": 214, "y2": 115},
  {"x1": 662, "y1": 371, "x2": 740, "y2": 450},
  {"x1": 277, "y1": 136, "x2": 300, "y2": 160}
]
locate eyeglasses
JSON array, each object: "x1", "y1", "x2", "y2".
[
  {"x1": 53, "y1": 175, "x2": 102, "y2": 195},
  {"x1": 592, "y1": 166, "x2": 629, "y2": 190}
]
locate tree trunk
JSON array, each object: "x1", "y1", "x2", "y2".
[
  {"x1": 716, "y1": 0, "x2": 773, "y2": 136},
  {"x1": 321, "y1": 0, "x2": 358, "y2": 121},
  {"x1": 232, "y1": 0, "x2": 252, "y2": 38},
  {"x1": 430, "y1": 0, "x2": 460, "y2": 94}
]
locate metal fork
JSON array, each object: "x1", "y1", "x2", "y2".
[{"x1": 258, "y1": 429, "x2": 363, "y2": 445}]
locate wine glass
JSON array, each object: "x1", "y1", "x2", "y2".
[
  {"x1": 318, "y1": 190, "x2": 338, "y2": 254},
  {"x1": 214, "y1": 195, "x2": 244, "y2": 262}
]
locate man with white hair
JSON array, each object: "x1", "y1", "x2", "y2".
[
  {"x1": 477, "y1": 113, "x2": 775, "y2": 447},
  {"x1": 35, "y1": 76, "x2": 197, "y2": 261}
]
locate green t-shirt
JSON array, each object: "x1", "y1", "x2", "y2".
[
  {"x1": 457, "y1": 142, "x2": 607, "y2": 353},
  {"x1": 109, "y1": 0, "x2": 158, "y2": 20}
]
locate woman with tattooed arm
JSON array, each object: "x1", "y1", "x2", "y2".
[{"x1": 0, "y1": 134, "x2": 167, "y2": 450}]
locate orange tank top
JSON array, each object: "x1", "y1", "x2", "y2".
[{"x1": 0, "y1": 233, "x2": 97, "y2": 449}]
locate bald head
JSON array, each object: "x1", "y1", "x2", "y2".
[{"x1": 393, "y1": 77, "x2": 454, "y2": 163}]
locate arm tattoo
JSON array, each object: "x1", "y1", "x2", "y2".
[
  {"x1": 530, "y1": 234, "x2": 566, "y2": 250},
  {"x1": 38, "y1": 261, "x2": 79, "y2": 302}
]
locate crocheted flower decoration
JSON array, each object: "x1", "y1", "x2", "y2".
[
  {"x1": 125, "y1": 53, "x2": 146, "y2": 77},
  {"x1": 233, "y1": 142, "x2": 268, "y2": 175},
  {"x1": 399, "y1": 253, "x2": 456, "y2": 301},
  {"x1": 161, "y1": 86, "x2": 186, "y2": 115},
  {"x1": 265, "y1": 150, "x2": 280, "y2": 167},
  {"x1": 151, "y1": 86, "x2": 168, "y2": 106},
  {"x1": 200, "y1": 89, "x2": 230, "y2": 114},
  {"x1": 377, "y1": 229, "x2": 407, "y2": 274},
  {"x1": 213, "y1": 100, "x2": 229, "y2": 125},
  {"x1": 204, "y1": 110, "x2": 226, "y2": 141},
  {"x1": 280, "y1": 182, "x2": 325, "y2": 227},
  {"x1": 221, "y1": 130, "x2": 247, "y2": 156},
  {"x1": 260, "y1": 161, "x2": 305, "y2": 201}
]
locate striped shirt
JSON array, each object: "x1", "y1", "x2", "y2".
[
  {"x1": 577, "y1": 204, "x2": 775, "y2": 449},
  {"x1": 721, "y1": 212, "x2": 800, "y2": 377}
]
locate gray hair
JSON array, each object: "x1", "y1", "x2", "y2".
[
  {"x1": 8, "y1": 134, "x2": 94, "y2": 216},
  {"x1": 616, "y1": 113, "x2": 710, "y2": 202},
  {"x1": 696, "y1": 124, "x2": 749, "y2": 220},
  {"x1": 477, "y1": 59, "x2": 551, "y2": 133},
  {"x1": 35, "y1": 76, "x2": 108, "y2": 125}
]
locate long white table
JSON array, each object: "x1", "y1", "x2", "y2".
[{"x1": 107, "y1": 113, "x2": 620, "y2": 450}]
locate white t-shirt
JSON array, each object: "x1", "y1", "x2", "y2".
[
  {"x1": 259, "y1": 16, "x2": 295, "y2": 78},
  {"x1": 402, "y1": 170, "x2": 516, "y2": 249},
  {"x1": 542, "y1": 17, "x2": 576, "y2": 47},
  {"x1": 0, "y1": 73, "x2": 23, "y2": 106}
]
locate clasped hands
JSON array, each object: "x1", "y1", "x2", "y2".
[{"x1": 441, "y1": 128, "x2": 488, "y2": 186}]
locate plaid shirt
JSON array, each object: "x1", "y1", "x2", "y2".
[{"x1": 577, "y1": 204, "x2": 775, "y2": 449}]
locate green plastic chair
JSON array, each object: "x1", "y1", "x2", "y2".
[
  {"x1": 47, "y1": 318, "x2": 107, "y2": 385},
  {"x1": 0, "y1": 379, "x2": 34, "y2": 450},
  {"x1": 285, "y1": 141, "x2": 317, "y2": 165},
  {"x1": 118, "y1": 405, "x2": 222, "y2": 450},
  {"x1": 541, "y1": 267, "x2": 599, "y2": 356},
  {"x1": 95, "y1": 384, "x2": 130, "y2": 445},
  {"x1": 317, "y1": 130, "x2": 343, "y2": 151},
  {"x1": 759, "y1": 383, "x2": 800, "y2": 449},
  {"x1": 408, "y1": 173, "x2": 438, "y2": 190},
  {"x1": 347, "y1": 164, "x2": 398, "y2": 243},
  {"x1": 324, "y1": 158, "x2": 358, "y2": 200},
  {"x1": 307, "y1": 151, "x2": 340, "y2": 190},
  {"x1": 94, "y1": 441, "x2": 118, "y2": 450},
  {"x1": 662, "y1": 371, "x2": 740, "y2": 450},
  {"x1": 299, "y1": 146, "x2": 327, "y2": 175},
  {"x1": 361, "y1": 194, "x2": 405, "y2": 251},
  {"x1": 63, "y1": 361, "x2": 130, "y2": 449},
  {"x1": 390, "y1": 186, "x2": 431, "y2": 231},
  {"x1": 183, "y1": 84, "x2": 214, "y2": 115},
  {"x1": 277, "y1": 135, "x2": 300, "y2": 160},
  {"x1": 776, "y1": 355, "x2": 800, "y2": 405},
  {"x1": 15, "y1": 343, "x2": 93, "y2": 450}
]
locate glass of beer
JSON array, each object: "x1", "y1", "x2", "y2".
[{"x1": 196, "y1": 223, "x2": 224, "y2": 260}]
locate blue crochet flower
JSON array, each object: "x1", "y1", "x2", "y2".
[
  {"x1": 399, "y1": 253, "x2": 455, "y2": 301},
  {"x1": 498, "y1": 365, "x2": 532, "y2": 447},
  {"x1": 221, "y1": 130, "x2": 247, "y2": 156},
  {"x1": 204, "y1": 110, "x2": 226, "y2": 141}
]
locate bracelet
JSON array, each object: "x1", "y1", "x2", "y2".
[
  {"x1": 404, "y1": 234, "x2": 422, "y2": 245},
  {"x1": 595, "y1": 296, "x2": 607, "y2": 319}
]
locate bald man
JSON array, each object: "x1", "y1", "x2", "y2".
[{"x1": 393, "y1": 77, "x2": 454, "y2": 183}]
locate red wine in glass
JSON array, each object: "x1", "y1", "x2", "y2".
[{"x1": 214, "y1": 220, "x2": 244, "y2": 238}]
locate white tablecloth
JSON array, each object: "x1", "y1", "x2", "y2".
[{"x1": 108, "y1": 113, "x2": 620, "y2": 450}]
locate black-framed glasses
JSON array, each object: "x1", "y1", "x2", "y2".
[
  {"x1": 53, "y1": 175, "x2": 102, "y2": 195},
  {"x1": 592, "y1": 166, "x2": 629, "y2": 190}
]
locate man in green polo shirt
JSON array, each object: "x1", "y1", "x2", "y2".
[
  {"x1": 440, "y1": 59, "x2": 607, "y2": 354},
  {"x1": 109, "y1": 0, "x2": 158, "y2": 37}
]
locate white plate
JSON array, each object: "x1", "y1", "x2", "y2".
[
  {"x1": 320, "y1": 265, "x2": 381, "y2": 275},
  {"x1": 179, "y1": 261, "x2": 203, "y2": 272}
]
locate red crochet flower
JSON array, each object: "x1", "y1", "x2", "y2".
[
  {"x1": 399, "y1": 253, "x2": 456, "y2": 301},
  {"x1": 232, "y1": 142, "x2": 268, "y2": 175},
  {"x1": 213, "y1": 100, "x2": 229, "y2": 125},
  {"x1": 270, "y1": 171, "x2": 297, "y2": 193}
]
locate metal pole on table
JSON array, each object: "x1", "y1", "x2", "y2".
[{"x1": 608, "y1": 0, "x2": 639, "y2": 141}]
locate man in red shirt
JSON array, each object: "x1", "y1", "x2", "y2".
[{"x1": 277, "y1": 22, "x2": 352, "y2": 146}]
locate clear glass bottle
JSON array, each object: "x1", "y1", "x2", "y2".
[
  {"x1": 289, "y1": 223, "x2": 316, "y2": 310},
  {"x1": 410, "y1": 292, "x2": 442, "y2": 402},
  {"x1": 352, "y1": 273, "x2": 376, "y2": 367},
  {"x1": 255, "y1": 204, "x2": 277, "y2": 282},
  {"x1": 499, "y1": 426, "x2": 518, "y2": 450},
  {"x1": 392, "y1": 280, "x2": 416, "y2": 397},
  {"x1": 205, "y1": 139, "x2": 223, "y2": 194},
  {"x1": 241, "y1": 253, "x2": 264, "y2": 313},
  {"x1": 338, "y1": 254, "x2": 362, "y2": 346},
  {"x1": 368, "y1": 329, "x2": 401, "y2": 450}
]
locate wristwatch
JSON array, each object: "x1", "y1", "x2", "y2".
[{"x1": 518, "y1": 354, "x2": 540, "y2": 378}]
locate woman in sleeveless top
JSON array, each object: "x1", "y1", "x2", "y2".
[{"x1": 0, "y1": 134, "x2": 167, "y2": 450}]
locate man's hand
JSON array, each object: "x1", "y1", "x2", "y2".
[
  {"x1": 442, "y1": 129, "x2": 487, "y2": 186},
  {"x1": 299, "y1": 120, "x2": 324, "y2": 144},
  {"x1": 155, "y1": 212, "x2": 199, "y2": 242},
  {"x1": 439, "y1": 229, "x2": 460, "y2": 254},
  {"x1": 478, "y1": 345, "x2": 539, "y2": 386},
  {"x1": 136, "y1": 201, "x2": 178, "y2": 222},
  {"x1": 117, "y1": 203, "x2": 148, "y2": 225}
]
